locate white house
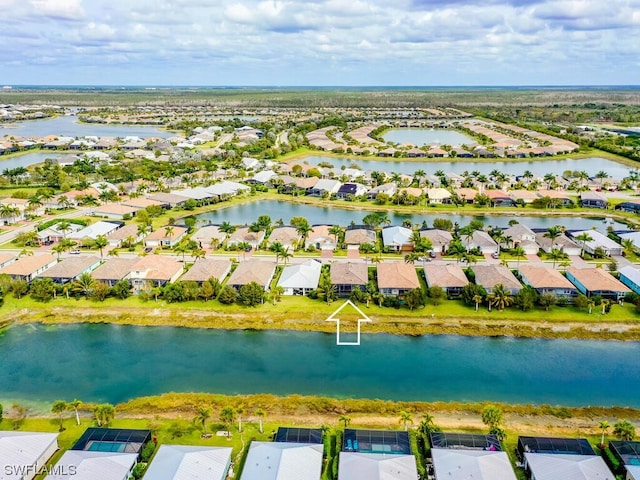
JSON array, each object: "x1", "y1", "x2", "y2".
[
  {"x1": 337, "y1": 452, "x2": 419, "y2": 480},
  {"x1": 523, "y1": 453, "x2": 614, "y2": 480},
  {"x1": 143, "y1": 445, "x2": 232, "y2": 480},
  {"x1": 570, "y1": 230, "x2": 623, "y2": 257},
  {"x1": 431, "y1": 448, "x2": 516, "y2": 480},
  {"x1": 0, "y1": 431, "x2": 59, "y2": 480},
  {"x1": 47, "y1": 451, "x2": 138, "y2": 480},
  {"x1": 382, "y1": 226, "x2": 413, "y2": 252},
  {"x1": 239, "y1": 442, "x2": 323, "y2": 480},
  {"x1": 277, "y1": 259, "x2": 322, "y2": 295}
]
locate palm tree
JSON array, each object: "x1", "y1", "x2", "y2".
[
  {"x1": 512, "y1": 245, "x2": 526, "y2": 267},
  {"x1": 256, "y1": 408, "x2": 266, "y2": 434},
  {"x1": 51, "y1": 400, "x2": 67, "y2": 431},
  {"x1": 404, "y1": 252, "x2": 420, "y2": 264},
  {"x1": 587, "y1": 299, "x2": 595, "y2": 314},
  {"x1": 621, "y1": 238, "x2": 636, "y2": 257},
  {"x1": 544, "y1": 226, "x2": 563, "y2": 249},
  {"x1": 0, "y1": 204, "x2": 20, "y2": 224},
  {"x1": 489, "y1": 284, "x2": 513, "y2": 311},
  {"x1": 399, "y1": 411, "x2": 413, "y2": 431},
  {"x1": 191, "y1": 247, "x2": 206, "y2": 262},
  {"x1": 329, "y1": 225, "x2": 343, "y2": 245},
  {"x1": 237, "y1": 406, "x2": 244, "y2": 433},
  {"x1": 548, "y1": 248, "x2": 565, "y2": 268},
  {"x1": 575, "y1": 232, "x2": 593, "y2": 258},
  {"x1": 613, "y1": 419, "x2": 636, "y2": 441},
  {"x1": 69, "y1": 399, "x2": 82, "y2": 426},
  {"x1": 219, "y1": 221, "x2": 236, "y2": 247},
  {"x1": 58, "y1": 220, "x2": 72, "y2": 238},
  {"x1": 295, "y1": 222, "x2": 313, "y2": 249},
  {"x1": 268, "y1": 286, "x2": 284, "y2": 305},
  {"x1": 219, "y1": 406, "x2": 236, "y2": 438},
  {"x1": 94, "y1": 234, "x2": 108, "y2": 259},
  {"x1": 598, "y1": 420, "x2": 610, "y2": 446},
  {"x1": 339, "y1": 414, "x2": 351, "y2": 429},
  {"x1": 72, "y1": 272, "x2": 95, "y2": 297},
  {"x1": 193, "y1": 406, "x2": 212, "y2": 433},
  {"x1": 601, "y1": 299, "x2": 611, "y2": 314},
  {"x1": 473, "y1": 294, "x2": 484, "y2": 312}
]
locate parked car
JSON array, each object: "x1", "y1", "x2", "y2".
[
  {"x1": 144, "y1": 247, "x2": 153, "y2": 253},
  {"x1": 70, "y1": 249, "x2": 81, "y2": 254},
  {"x1": 491, "y1": 252, "x2": 500, "y2": 259}
]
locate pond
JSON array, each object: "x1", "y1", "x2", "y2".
[
  {"x1": 193, "y1": 200, "x2": 625, "y2": 233},
  {"x1": 292, "y1": 155, "x2": 632, "y2": 179},
  {"x1": 0, "y1": 324, "x2": 638, "y2": 407},
  {"x1": 0, "y1": 152, "x2": 70, "y2": 171},
  {"x1": 0, "y1": 115, "x2": 175, "y2": 139},
  {"x1": 381, "y1": 128, "x2": 475, "y2": 146}
]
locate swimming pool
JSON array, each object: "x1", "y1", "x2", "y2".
[{"x1": 86, "y1": 440, "x2": 128, "y2": 453}]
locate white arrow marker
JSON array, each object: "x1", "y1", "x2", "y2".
[{"x1": 326, "y1": 299, "x2": 372, "y2": 346}]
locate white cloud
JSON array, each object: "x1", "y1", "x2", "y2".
[{"x1": 30, "y1": 0, "x2": 84, "y2": 19}]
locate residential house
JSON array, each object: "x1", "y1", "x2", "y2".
[
  {"x1": 191, "y1": 225, "x2": 226, "y2": 249},
  {"x1": 144, "y1": 226, "x2": 188, "y2": 248},
  {"x1": 69, "y1": 221, "x2": 123, "y2": 241},
  {"x1": 508, "y1": 190, "x2": 540, "y2": 204},
  {"x1": 0, "y1": 252, "x2": 16, "y2": 269},
  {"x1": 338, "y1": 452, "x2": 419, "y2": 480},
  {"x1": 376, "y1": 262, "x2": 420, "y2": 296},
  {"x1": 336, "y1": 182, "x2": 368, "y2": 199},
  {"x1": 382, "y1": 226, "x2": 413, "y2": 252},
  {"x1": 277, "y1": 259, "x2": 322, "y2": 295},
  {"x1": 228, "y1": 227, "x2": 265, "y2": 249},
  {"x1": 569, "y1": 230, "x2": 623, "y2": 257},
  {"x1": 615, "y1": 201, "x2": 640, "y2": 213},
  {"x1": 308, "y1": 179, "x2": 342, "y2": 197},
  {"x1": 227, "y1": 261, "x2": 276, "y2": 291},
  {"x1": 484, "y1": 190, "x2": 515, "y2": 207},
  {"x1": 46, "y1": 450, "x2": 138, "y2": 480},
  {"x1": 239, "y1": 442, "x2": 323, "y2": 480},
  {"x1": 580, "y1": 191, "x2": 608, "y2": 208},
  {"x1": 106, "y1": 224, "x2": 142, "y2": 247},
  {"x1": 331, "y1": 262, "x2": 368, "y2": 296},
  {"x1": 121, "y1": 197, "x2": 165, "y2": 210},
  {"x1": 307, "y1": 225, "x2": 337, "y2": 251},
  {"x1": 420, "y1": 229, "x2": 453, "y2": 254},
  {"x1": 268, "y1": 226, "x2": 301, "y2": 251},
  {"x1": 344, "y1": 227, "x2": 377, "y2": 248},
  {"x1": 619, "y1": 265, "x2": 640, "y2": 295},
  {"x1": 503, "y1": 224, "x2": 539, "y2": 254},
  {"x1": 92, "y1": 258, "x2": 138, "y2": 287},
  {"x1": 37, "y1": 256, "x2": 101, "y2": 284},
  {"x1": 535, "y1": 232, "x2": 582, "y2": 256},
  {"x1": 462, "y1": 230, "x2": 499, "y2": 254},
  {"x1": 0, "y1": 431, "x2": 59, "y2": 480},
  {"x1": 129, "y1": 256, "x2": 184, "y2": 293},
  {"x1": 147, "y1": 192, "x2": 189, "y2": 208},
  {"x1": 472, "y1": 264, "x2": 522, "y2": 295},
  {"x1": 247, "y1": 170, "x2": 278, "y2": 186},
  {"x1": 423, "y1": 264, "x2": 468, "y2": 298},
  {"x1": 367, "y1": 183, "x2": 397, "y2": 200},
  {"x1": 91, "y1": 204, "x2": 138, "y2": 220},
  {"x1": 518, "y1": 265, "x2": 578, "y2": 300},
  {"x1": 179, "y1": 259, "x2": 232, "y2": 284},
  {"x1": 0, "y1": 254, "x2": 57, "y2": 281},
  {"x1": 566, "y1": 267, "x2": 630, "y2": 301},
  {"x1": 425, "y1": 187, "x2": 452, "y2": 204},
  {"x1": 143, "y1": 445, "x2": 232, "y2": 480}
]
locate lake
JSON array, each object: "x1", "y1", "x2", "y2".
[
  {"x1": 292, "y1": 155, "x2": 632, "y2": 179},
  {"x1": 0, "y1": 152, "x2": 71, "y2": 170},
  {"x1": 0, "y1": 324, "x2": 638, "y2": 407},
  {"x1": 382, "y1": 128, "x2": 475, "y2": 146},
  {"x1": 0, "y1": 115, "x2": 175, "y2": 139},
  {"x1": 193, "y1": 200, "x2": 625, "y2": 232}
]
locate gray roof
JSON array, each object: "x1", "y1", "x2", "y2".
[
  {"x1": 240, "y1": 442, "x2": 323, "y2": 480},
  {"x1": 432, "y1": 448, "x2": 516, "y2": 480},
  {"x1": 38, "y1": 256, "x2": 101, "y2": 280},
  {"x1": 381, "y1": 226, "x2": 412, "y2": 247},
  {"x1": 338, "y1": 452, "x2": 418, "y2": 480},
  {"x1": 92, "y1": 258, "x2": 137, "y2": 282},
  {"x1": 143, "y1": 445, "x2": 232, "y2": 480},
  {"x1": 278, "y1": 260, "x2": 322, "y2": 290},
  {"x1": 330, "y1": 262, "x2": 368, "y2": 286},
  {"x1": 48, "y1": 450, "x2": 138, "y2": 480},
  {"x1": 523, "y1": 453, "x2": 614, "y2": 480},
  {"x1": 0, "y1": 431, "x2": 59, "y2": 479},
  {"x1": 180, "y1": 259, "x2": 232, "y2": 283},
  {"x1": 423, "y1": 264, "x2": 468, "y2": 288},
  {"x1": 228, "y1": 261, "x2": 276, "y2": 288}
]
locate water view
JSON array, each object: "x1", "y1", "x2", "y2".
[
  {"x1": 382, "y1": 128, "x2": 475, "y2": 146},
  {"x1": 193, "y1": 200, "x2": 625, "y2": 232},
  {"x1": 1, "y1": 324, "x2": 638, "y2": 407},
  {"x1": 0, "y1": 151, "x2": 70, "y2": 170},
  {"x1": 293, "y1": 155, "x2": 633, "y2": 178},
  {"x1": 0, "y1": 115, "x2": 175, "y2": 139}
]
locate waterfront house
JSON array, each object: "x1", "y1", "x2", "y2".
[
  {"x1": 0, "y1": 431, "x2": 59, "y2": 480},
  {"x1": 129, "y1": 256, "x2": 184, "y2": 294},
  {"x1": 614, "y1": 201, "x2": 640, "y2": 213},
  {"x1": 336, "y1": 182, "x2": 368, "y2": 199},
  {"x1": 143, "y1": 445, "x2": 232, "y2": 480},
  {"x1": 609, "y1": 440, "x2": 640, "y2": 480},
  {"x1": 420, "y1": 229, "x2": 453, "y2": 254},
  {"x1": 461, "y1": 230, "x2": 498, "y2": 254},
  {"x1": 179, "y1": 259, "x2": 232, "y2": 284},
  {"x1": 503, "y1": 224, "x2": 539, "y2": 254},
  {"x1": 37, "y1": 256, "x2": 101, "y2": 284},
  {"x1": 0, "y1": 254, "x2": 57, "y2": 281},
  {"x1": 377, "y1": 262, "x2": 420, "y2": 297},
  {"x1": 106, "y1": 224, "x2": 143, "y2": 247},
  {"x1": 228, "y1": 227, "x2": 265, "y2": 249},
  {"x1": 191, "y1": 225, "x2": 226, "y2": 249},
  {"x1": 0, "y1": 252, "x2": 16, "y2": 269},
  {"x1": 147, "y1": 192, "x2": 189, "y2": 208},
  {"x1": 277, "y1": 259, "x2": 322, "y2": 295},
  {"x1": 338, "y1": 452, "x2": 419, "y2": 480},
  {"x1": 423, "y1": 264, "x2": 468, "y2": 298},
  {"x1": 268, "y1": 226, "x2": 301, "y2": 251},
  {"x1": 619, "y1": 265, "x2": 640, "y2": 295},
  {"x1": 307, "y1": 225, "x2": 337, "y2": 251},
  {"x1": 430, "y1": 432, "x2": 516, "y2": 480},
  {"x1": 69, "y1": 221, "x2": 123, "y2": 241},
  {"x1": 565, "y1": 267, "x2": 630, "y2": 301},
  {"x1": 382, "y1": 226, "x2": 413, "y2": 252},
  {"x1": 484, "y1": 190, "x2": 515, "y2": 207},
  {"x1": 227, "y1": 261, "x2": 276, "y2": 291},
  {"x1": 144, "y1": 226, "x2": 188, "y2": 248},
  {"x1": 47, "y1": 450, "x2": 138, "y2": 480},
  {"x1": 308, "y1": 179, "x2": 342, "y2": 197},
  {"x1": 517, "y1": 265, "x2": 578, "y2": 300},
  {"x1": 91, "y1": 203, "x2": 138, "y2": 220},
  {"x1": 472, "y1": 264, "x2": 522, "y2": 295},
  {"x1": 579, "y1": 191, "x2": 608, "y2": 209},
  {"x1": 425, "y1": 187, "x2": 452, "y2": 204},
  {"x1": 92, "y1": 258, "x2": 138, "y2": 287},
  {"x1": 120, "y1": 197, "x2": 165, "y2": 210},
  {"x1": 367, "y1": 183, "x2": 397, "y2": 199},
  {"x1": 331, "y1": 262, "x2": 368, "y2": 296},
  {"x1": 535, "y1": 232, "x2": 581, "y2": 256},
  {"x1": 239, "y1": 442, "x2": 323, "y2": 480},
  {"x1": 618, "y1": 231, "x2": 640, "y2": 251},
  {"x1": 569, "y1": 230, "x2": 623, "y2": 257},
  {"x1": 344, "y1": 227, "x2": 377, "y2": 248}
]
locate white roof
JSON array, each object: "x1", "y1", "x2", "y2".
[
  {"x1": 431, "y1": 448, "x2": 516, "y2": 480},
  {"x1": 313, "y1": 179, "x2": 342, "y2": 193},
  {"x1": 47, "y1": 450, "x2": 138, "y2": 480},
  {"x1": 572, "y1": 230, "x2": 621, "y2": 250},
  {"x1": 144, "y1": 445, "x2": 232, "y2": 480},
  {"x1": 382, "y1": 226, "x2": 412, "y2": 247},
  {"x1": 240, "y1": 442, "x2": 323, "y2": 480},
  {"x1": 620, "y1": 265, "x2": 640, "y2": 286},
  {"x1": 251, "y1": 170, "x2": 278, "y2": 183},
  {"x1": 338, "y1": 452, "x2": 418, "y2": 480},
  {"x1": 171, "y1": 187, "x2": 213, "y2": 200},
  {"x1": 68, "y1": 221, "x2": 121, "y2": 240},
  {"x1": 626, "y1": 465, "x2": 640, "y2": 480},
  {"x1": 206, "y1": 181, "x2": 250, "y2": 196},
  {"x1": 0, "y1": 431, "x2": 59, "y2": 480},
  {"x1": 278, "y1": 260, "x2": 322, "y2": 290},
  {"x1": 524, "y1": 453, "x2": 614, "y2": 480},
  {"x1": 619, "y1": 231, "x2": 640, "y2": 249}
]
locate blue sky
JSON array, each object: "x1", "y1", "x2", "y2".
[{"x1": 1, "y1": 0, "x2": 639, "y2": 86}]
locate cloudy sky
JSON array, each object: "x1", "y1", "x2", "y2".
[{"x1": 1, "y1": 0, "x2": 639, "y2": 86}]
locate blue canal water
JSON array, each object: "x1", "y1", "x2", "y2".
[
  {"x1": 381, "y1": 128, "x2": 475, "y2": 146},
  {"x1": 0, "y1": 324, "x2": 637, "y2": 407}
]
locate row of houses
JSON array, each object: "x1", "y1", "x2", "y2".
[{"x1": 4, "y1": 426, "x2": 628, "y2": 480}]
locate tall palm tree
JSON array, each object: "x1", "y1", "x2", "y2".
[
  {"x1": 598, "y1": 420, "x2": 610, "y2": 446},
  {"x1": 601, "y1": 299, "x2": 611, "y2": 314},
  {"x1": 512, "y1": 245, "x2": 526, "y2": 267},
  {"x1": 219, "y1": 221, "x2": 236, "y2": 247},
  {"x1": 548, "y1": 248, "x2": 565, "y2": 268},
  {"x1": 544, "y1": 226, "x2": 563, "y2": 249},
  {"x1": 473, "y1": 294, "x2": 484, "y2": 312},
  {"x1": 575, "y1": 232, "x2": 593, "y2": 258},
  {"x1": 193, "y1": 406, "x2": 212, "y2": 433},
  {"x1": 339, "y1": 414, "x2": 351, "y2": 429},
  {"x1": 72, "y1": 272, "x2": 95, "y2": 297},
  {"x1": 398, "y1": 411, "x2": 413, "y2": 431},
  {"x1": 256, "y1": 408, "x2": 266, "y2": 434},
  {"x1": 329, "y1": 225, "x2": 343, "y2": 245},
  {"x1": 69, "y1": 399, "x2": 82, "y2": 426},
  {"x1": 621, "y1": 238, "x2": 636, "y2": 257},
  {"x1": 295, "y1": 221, "x2": 312, "y2": 249},
  {"x1": 51, "y1": 400, "x2": 67, "y2": 432},
  {"x1": 58, "y1": 220, "x2": 72, "y2": 238},
  {"x1": 94, "y1": 234, "x2": 108, "y2": 259}
]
